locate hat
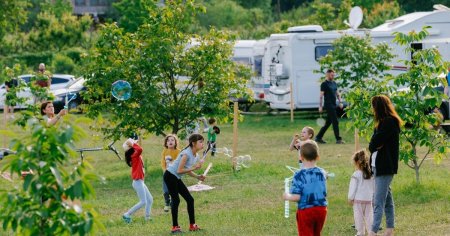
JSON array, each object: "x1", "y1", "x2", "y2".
[{"x1": 122, "y1": 138, "x2": 137, "y2": 152}]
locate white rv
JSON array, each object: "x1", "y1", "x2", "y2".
[
  {"x1": 264, "y1": 7, "x2": 450, "y2": 113},
  {"x1": 232, "y1": 39, "x2": 269, "y2": 104}
]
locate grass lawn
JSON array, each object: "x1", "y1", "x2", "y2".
[{"x1": 1, "y1": 113, "x2": 449, "y2": 235}]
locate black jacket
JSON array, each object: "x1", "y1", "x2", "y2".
[{"x1": 369, "y1": 116, "x2": 401, "y2": 176}]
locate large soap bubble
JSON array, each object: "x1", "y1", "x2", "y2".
[{"x1": 111, "y1": 80, "x2": 132, "y2": 101}]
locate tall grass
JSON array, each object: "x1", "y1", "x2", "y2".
[{"x1": 1, "y1": 114, "x2": 449, "y2": 235}]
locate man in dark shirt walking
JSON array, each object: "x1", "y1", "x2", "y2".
[{"x1": 315, "y1": 69, "x2": 344, "y2": 144}]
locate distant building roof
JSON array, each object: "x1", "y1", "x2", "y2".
[
  {"x1": 71, "y1": 0, "x2": 112, "y2": 16},
  {"x1": 71, "y1": 0, "x2": 164, "y2": 16}
]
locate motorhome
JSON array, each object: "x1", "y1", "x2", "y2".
[
  {"x1": 263, "y1": 6, "x2": 450, "y2": 115},
  {"x1": 232, "y1": 39, "x2": 269, "y2": 104}
]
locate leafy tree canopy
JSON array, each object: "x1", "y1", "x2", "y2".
[
  {"x1": 318, "y1": 34, "x2": 394, "y2": 137},
  {"x1": 83, "y1": 0, "x2": 251, "y2": 139},
  {"x1": 391, "y1": 27, "x2": 449, "y2": 183},
  {"x1": 0, "y1": 117, "x2": 103, "y2": 235},
  {"x1": 0, "y1": 0, "x2": 28, "y2": 41}
]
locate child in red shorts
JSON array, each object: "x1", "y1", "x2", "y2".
[{"x1": 283, "y1": 140, "x2": 328, "y2": 235}]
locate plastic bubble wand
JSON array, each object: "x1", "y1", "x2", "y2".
[
  {"x1": 64, "y1": 93, "x2": 77, "y2": 110},
  {"x1": 198, "y1": 162, "x2": 213, "y2": 184},
  {"x1": 284, "y1": 177, "x2": 292, "y2": 218}
]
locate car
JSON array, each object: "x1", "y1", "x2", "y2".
[
  {"x1": 52, "y1": 77, "x2": 86, "y2": 113},
  {"x1": 0, "y1": 74, "x2": 76, "y2": 109}
]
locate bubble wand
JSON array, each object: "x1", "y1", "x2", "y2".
[
  {"x1": 64, "y1": 93, "x2": 77, "y2": 109},
  {"x1": 198, "y1": 162, "x2": 213, "y2": 184},
  {"x1": 284, "y1": 177, "x2": 291, "y2": 218}
]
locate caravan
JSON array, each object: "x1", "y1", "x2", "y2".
[
  {"x1": 232, "y1": 39, "x2": 269, "y2": 104},
  {"x1": 263, "y1": 7, "x2": 450, "y2": 112}
]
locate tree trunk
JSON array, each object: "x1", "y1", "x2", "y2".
[
  {"x1": 414, "y1": 161, "x2": 420, "y2": 184},
  {"x1": 172, "y1": 118, "x2": 180, "y2": 135},
  {"x1": 411, "y1": 146, "x2": 420, "y2": 184}
]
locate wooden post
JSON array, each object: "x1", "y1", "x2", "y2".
[
  {"x1": 354, "y1": 128, "x2": 360, "y2": 152},
  {"x1": 290, "y1": 82, "x2": 294, "y2": 122},
  {"x1": 232, "y1": 101, "x2": 238, "y2": 171}
]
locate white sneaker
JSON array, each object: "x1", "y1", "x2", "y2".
[{"x1": 164, "y1": 205, "x2": 170, "y2": 212}]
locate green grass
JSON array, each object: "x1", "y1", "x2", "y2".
[{"x1": 1, "y1": 113, "x2": 450, "y2": 235}]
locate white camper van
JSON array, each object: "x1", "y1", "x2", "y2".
[
  {"x1": 264, "y1": 7, "x2": 450, "y2": 114},
  {"x1": 232, "y1": 39, "x2": 269, "y2": 104}
]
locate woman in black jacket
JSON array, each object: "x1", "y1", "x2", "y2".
[{"x1": 369, "y1": 95, "x2": 402, "y2": 236}]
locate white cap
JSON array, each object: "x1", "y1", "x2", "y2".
[{"x1": 122, "y1": 138, "x2": 137, "y2": 152}]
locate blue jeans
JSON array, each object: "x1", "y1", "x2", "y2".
[
  {"x1": 371, "y1": 168, "x2": 395, "y2": 232},
  {"x1": 125, "y1": 179, "x2": 153, "y2": 218}
]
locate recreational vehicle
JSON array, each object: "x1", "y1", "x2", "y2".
[
  {"x1": 232, "y1": 39, "x2": 268, "y2": 104},
  {"x1": 264, "y1": 7, "x2": 450, "y2": 115}
]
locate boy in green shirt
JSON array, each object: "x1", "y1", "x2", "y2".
[{"x1": 207, "y1": 118, "x2": 219, "y2": 156}]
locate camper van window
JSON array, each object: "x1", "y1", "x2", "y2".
[
  {"x1": 411, "y1": 43, "x2": 422, "y2": 65},
  {"x1": 254, "y1": 56, "x2": 263, "y2": 76},
  {"x1": 232, "y1": 57, "x2": 252, "y2": 66},
  {"x1": 315, "y1": 46, "x2": 334, "y2": 61}
]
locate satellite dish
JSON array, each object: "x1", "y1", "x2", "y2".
[{"x1": 348, "y1": 6, "x2": 363, "y2": 30}]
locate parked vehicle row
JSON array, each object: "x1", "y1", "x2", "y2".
[{"x1": 0, "y1": 74, "x2": 86, "y2": 112}]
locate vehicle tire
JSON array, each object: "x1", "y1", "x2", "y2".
[{"x1": 238, "y1": 102, "x2": 253, "y2": 112}]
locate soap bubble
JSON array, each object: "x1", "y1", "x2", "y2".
[{"x1": 111, "y1": 80, "x2": 132, "y2": 101}]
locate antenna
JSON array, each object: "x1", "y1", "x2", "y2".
[{"x1": 348, "y1": 6, "x2": 363, "y2": 30}]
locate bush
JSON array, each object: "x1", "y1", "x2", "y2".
[
  {"x1": 52, "y1": 54, "x2": 75, "y2": 74},
  {"x1": 4, "y1": 51, "x2": 53, "y2": 69},
  {"x1": 64, "y1": 47, "x2": 85, "y2": 63}
]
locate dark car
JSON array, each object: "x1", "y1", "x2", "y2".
[{"x1": 52, "y1": 77, "x2": 86, "y2": 113}]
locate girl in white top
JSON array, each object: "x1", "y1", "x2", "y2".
[
  {"x1": 348, "y1": 149, "x2": 374, "y2": 236},
  {"x1": 289, "y1": 126, "x2": 314, "y2": 168}
]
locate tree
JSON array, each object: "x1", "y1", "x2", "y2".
[
  {"x1": 363, "y1": 1, "x2": 401, "y2": 29},
  {"x1": 25, "y1": 12, "x2": 92, "y2": 52},
  {"x1": 112, "y1": 0, "x2": 158, "y2": 33},
  {"x1": 0, "y1": 118, "x2": 103, "y2": 235},
  {"x1": 0, "y1": 0, "x2": 28, "y2": 41},
  {"x1": 397, "y1": 0, "x2": 450, "y2": 13},
  {"x1": 334, "y1": 0, "x2": 353, "y2": 29},
  {"x1": 0, "y1": 0, "x2": 28, "y2": 58},
  {"x1": 308, "y1": 1, "x2": 336, "y2": 30},
  {"x1": 198, "y1": 0, "x2": 269, "y2": 31},
  {"x1": 318, "y1": 34, "x2": 394, "y2": 139},
  {"x1": 83, "y1": 0, "x2": 251, "y2": 138},
  {"x1": 391, "y1": 27, "x2": 449, "y2": 183}
]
